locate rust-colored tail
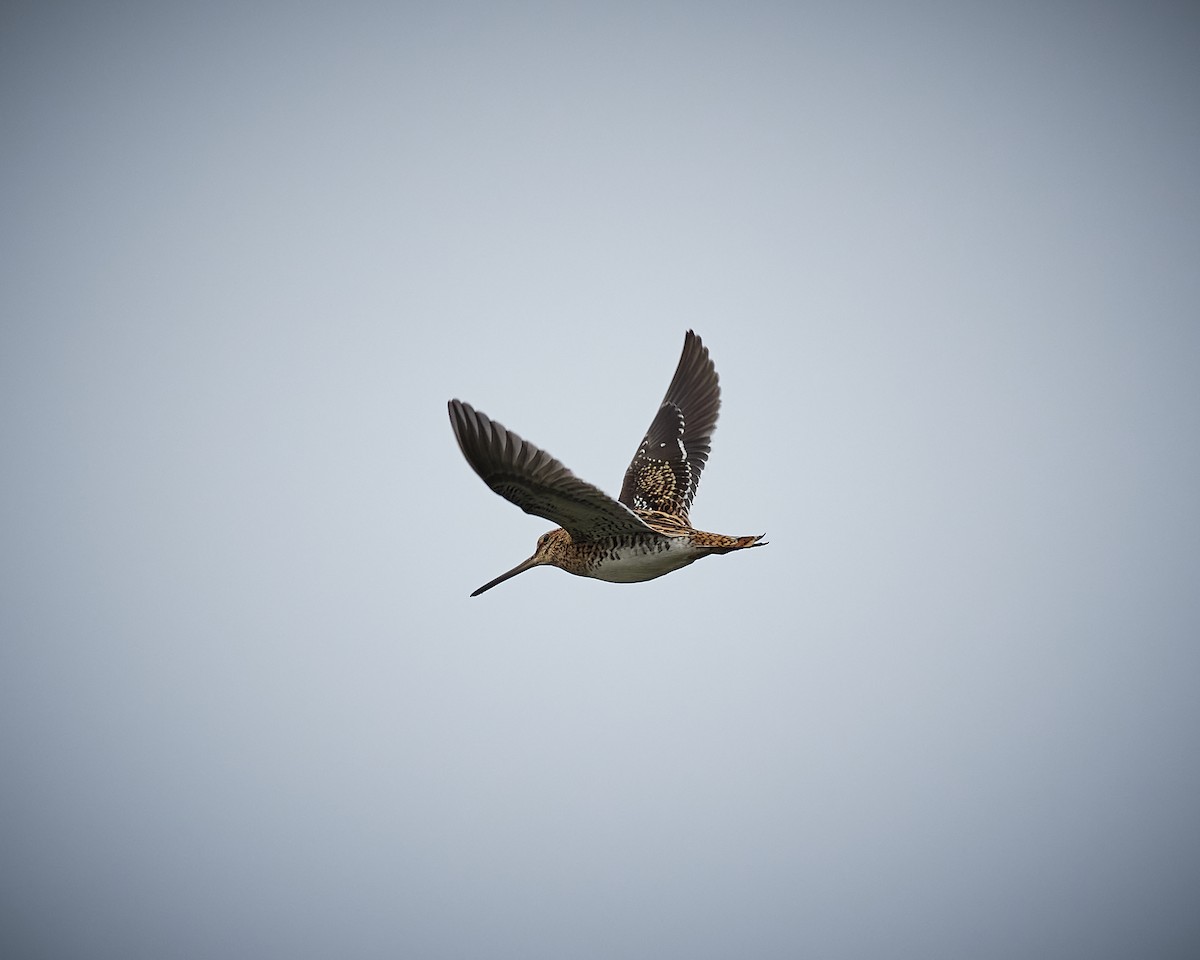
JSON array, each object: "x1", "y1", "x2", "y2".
[{"x1": 690, "y1": 531, "x2": 768, "y2": 553}]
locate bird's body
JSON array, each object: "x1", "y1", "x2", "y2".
[
  {"x1": 448, "y1": 331, "x2": 765, "y2": 596},
  {"x1": 521, "y1": 523, "x2": 757, "y2": 585}
]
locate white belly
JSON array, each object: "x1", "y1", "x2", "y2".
[{"x1": 585, "y1": 537, "x2": 703, "y2": 583}]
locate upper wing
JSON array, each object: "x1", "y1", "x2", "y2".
[
  {"x1": 448, "y1": 400, "x2": 659, "y2": 542},
  {"x1": 618, "y1": 330, "x2": 720, "y2": 520}
]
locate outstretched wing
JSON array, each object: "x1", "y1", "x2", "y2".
[
  {"x1": 618, "y1": 330, "x2": 720, "y2": 520},
  {"x1": 449, "y1": 400, "x2": 659, "y2": 542}
]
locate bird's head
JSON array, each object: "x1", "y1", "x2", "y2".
[{"x1": 471, "y1": 528, "x2": 572, "y2": 597}]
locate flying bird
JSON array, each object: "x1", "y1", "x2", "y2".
[{"x1": 448, "y1": 331, "x2": 765, "y2": 596}]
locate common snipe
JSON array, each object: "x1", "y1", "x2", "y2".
[{"x1": 448, "y1": 331, "x2": 765, "y2": 596}]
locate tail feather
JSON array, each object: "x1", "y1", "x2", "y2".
[{"x1": 691, "y1": 531, "x2": 767, "y2": 553}]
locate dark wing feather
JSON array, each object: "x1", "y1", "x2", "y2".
[
  {"x1": 448, "y1": 400, "x2": 658, "y2": 542},
  {"x1": 618, "y1": 330, "x2": 720, "y2": 520}
]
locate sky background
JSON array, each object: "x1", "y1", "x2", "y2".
[{"x1": 2, "y1": 1, "x2": 1199, "y2": 958}]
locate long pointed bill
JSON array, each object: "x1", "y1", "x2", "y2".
[{"x1": 470, "y1": 554, "x2": 541, "y2": 597}]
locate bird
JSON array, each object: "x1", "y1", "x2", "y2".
[{"x1": 447, "y1": 330, "x2": 766, "y2": 596}]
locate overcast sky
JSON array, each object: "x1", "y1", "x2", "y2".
[{"x1": 2, "y1": 2, "x2": 1199, "y2": 958}]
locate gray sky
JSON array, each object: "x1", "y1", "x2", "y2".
[{"x1": 3, "y1": 2, "x2": 1199, "y2": 958}]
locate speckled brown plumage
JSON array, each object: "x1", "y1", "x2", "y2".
[
  {"x1": 448, "y1": 331, "x2": 766, "y2": 596},
  {"x1": 618, "y1": 330, "x2": 720, "y2": 521}
]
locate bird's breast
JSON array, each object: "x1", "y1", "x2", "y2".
[{"x1": 579, "y1": 536, "x2": 702, "y2": 583}]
